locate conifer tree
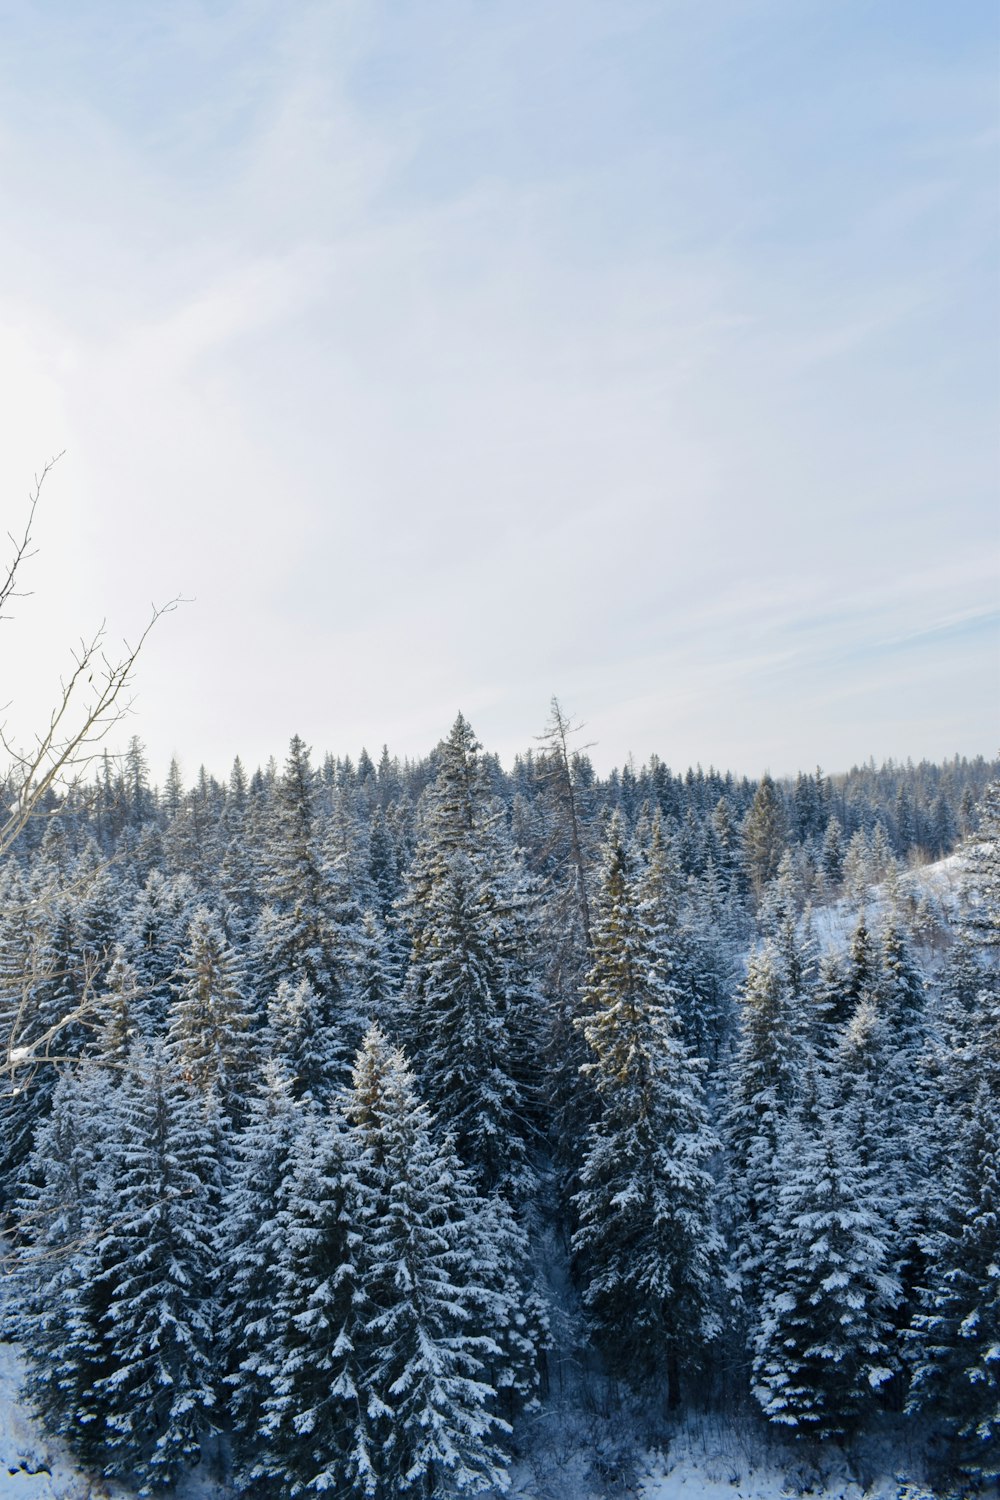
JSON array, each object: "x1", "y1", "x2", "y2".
[
  {"x1": 124, "y1": 869, "x2": 199, "y2": 1031},
  {"x1": 253, "y1": 736, "x2": 361, "y2": 1070},
  {"x1": 167, "y1": 906, "x2": 257, "y2": 1124},
  {"x1": 751, "y1": 1082, "x2": 900, "y2": 1438},
  {"x1": 908, "y1": 1082, "x2": 999, "y2": 1484},
  {"x1": 726, "y1": 940, "x2": 803, "y2": 1310},
  {"x1": 400, "y1": 716, "x2": 539, "y2": 1199},
  {"x1": 266, "y1": 976, "x2": 342, "y2": 1106},
  {"x1": 961, "y1": 777, "x2": 1000, "y2": 949},
  {"x1": 820, "y1": 815, "x2": 844, "y2": 889},
  {"x1": 251, "y1": 1104, "x2": 373, "y2": 1499},
  {"x1": 15, "y1": 1061, "x2": 115, "y2": 1467},
  {"x1": 92, "y1": 1041, "x2": 218, "y2": 1493},
  {"x1": 93, "y1": 942, "x2": 143, "y2": 1068},
  {"x1": 348, "y1": 1023, "x2": 514, "y2": 1498},
  {"x1": 741, "y1": 774, "x2": 788, "y2": 902},
  {"x1": 572, "y1": 821, "x2": 722, "y2": 1406},
  {"x1": 223, "y1": 1065, "x2": 306, "y2": 1476}
]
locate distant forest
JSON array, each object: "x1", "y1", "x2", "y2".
[{"x1": 1, "y1": 707, "x2": 997, "y2": 1497}]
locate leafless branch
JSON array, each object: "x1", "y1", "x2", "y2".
[
  {"x1": 0, "y1": 453, "x2": 63, "y2": 621},
  {"x1": 0, "y1": 597, "x2": 179, "y2": 858}
]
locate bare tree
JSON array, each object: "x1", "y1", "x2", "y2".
[
  {"x1": 0, "y1": 456, "x2": 177, "y2": 859},
  {"x1": 0, "y1": 456, "x2": 176, "y2": 1079}
]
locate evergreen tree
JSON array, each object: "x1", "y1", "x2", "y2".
[
  {"x1": 252, "y1": 1103, "x2": 373, "y2": 1499},
  {"x1": 348, "y1": 1024, "x2": 514, "y2": 1498},
  {"x1": 751, "y1": 1082, "x2": 900, "y2": 1438},
  {"x1": 908, "y1": 1082, "x2": 999, "y2": 1484},
  {"x1": 15, "y1": 1061, "x2": 115, "y2": 1467},
  {"x1": 962, "y1": 777, "x2": 1000, "y2": 949},
  {"x1": 94, "y1": 942, "x2": 143, "y2": 1067},
  {"x1": 124, "y1": 870, "x2": 199, "y2": 1031},
  {"x1": 266, "y1": 976, "x2": 342, "y2": 1106},
  {"x1": 741, "y1": 774, "x2": 788, "y2": 902},
  {"x1": 572, "y1": 821, "x2": 722, "y2": 1406},
  {"x1": 253, "y1": 736, "x2": 361, "y2": 1071},
  {"x1": 92, "y1": 1042, "x2": 218, "y2": 1494},
  {"x1": 726, "y1": 940, "x2": 804, "y2": 1310},
  {"x1": 820, "y1": 815, "x2": 844, "y2": 888},
  {"x1": 400, "y1": 716, "x2": 539, "y2": 1200},
  {"x1": 167, "y1": 906, "x2": 257, "y2": 1124},
  {"x1": 222, "y1": 1066, "x2": 308, "y2": 1482}
]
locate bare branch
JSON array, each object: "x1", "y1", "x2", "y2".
[
  {"x1": 0, "y1": 595, "x2": 179, "y2": 858},
  {"x1": 0, "y1": 452, "x2": 64, "y2": 621}
]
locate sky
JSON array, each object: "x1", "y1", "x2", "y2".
[{"x1": 0, "y1": 0, "x2": 997, "y2": 785}]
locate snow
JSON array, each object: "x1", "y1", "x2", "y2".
[
  {"x1": 809, "y1": 853, "x2": 966, "y2": 958},
  {"x1": 628, "y1": 1421, "x2": 947, "y2": 1500},
  {"x1": 0, "y1": 1341, "x2": 73, "y2": 1499},
  {"x1": 0, "y1": 1340, "x2": 955, "y2": 1500},
  {"x1": 0, "y1": 1342, "x2": 227, "y2": 1500},
  {"x1": 637, "y1": 1449, "x2": 938, "y2": 1500}
]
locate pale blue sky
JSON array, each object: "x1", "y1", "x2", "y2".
[{"x1": 0, "y1": 1, "x2": 997, "y2": 780}]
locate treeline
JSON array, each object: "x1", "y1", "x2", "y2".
[{"x1": 0, "y1": 713, "x2": 996, "y2": 1495}]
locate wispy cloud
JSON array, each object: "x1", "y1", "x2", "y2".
[{"x1": 0, "y1": 0, "x2": 995, "y2": 778}]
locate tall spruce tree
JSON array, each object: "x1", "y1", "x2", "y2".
[
  {"x1": 166, "y1": 905, "x2": 257, "y2": 1124},
  {"x1": 251, "y1": 1104, "x2": 372, "y2": 1499},
  {"x1": 348, "y1": 1023, "x2": 514, "y2": 1498},
  {"x1": 908, "y1": 1081, "x2": 999, "y2": 1485},
  {"x1": 15, "y1": 1060, "x2": 115, "y2": 1467},
  {"x1": 751, "y1": 1077, "x2": 900, "y2": 1438},
  {"x1": 253, "y1": 736, "x2": 361, "y2": 1072},
  {"x1": 962, "y1": 777, "x2": 1000, "y2": 949},
  {"x1": 223, "y1": 1065, "x2": 308, "y2": 1485},
  {"x1": 726, "y1": 940, "x2": 803, "y2": 1313},
  {"x1": 399, "y1": 715, "x2": 539, "y2": 1200},
  {"x1": 572, "y1": 820, "x2": 722, "y2": 1407},
  {"x1": 91, "y1": 1041, "x2": 218, "y2": 1494}
]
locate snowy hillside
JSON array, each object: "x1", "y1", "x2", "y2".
[{"x1": 808, "y1": 852, "x2": 965, "y2": 959}]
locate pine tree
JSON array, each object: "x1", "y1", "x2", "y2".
[
  {"x1": 908, "y1": 1082, "x2": 999, "y2": 1484},
  {"x1": 348, "y1": 1024, "x2": 514, "y2": 1498},
  {"x1": 400, "y1": 716, "x2": 539, "y2": 1200},
  {"x1": 222, "y1": 1066, "x2": 308, "y2": 1482},
  {"x1": 266, "y1": 976, "x2": 342, "y2": 1106},
  {"x1": 253, "y1": 736, "x2": 361, "y2": 1071},
  {"x1": 15, "y1": 1061, "x2": 115, "y2": 1467},
  {"x1": 866, "y1": 918, "x2": 931, "y2": 1325},
  {"x1": 751, "y1": 1081, "x2": 900, "y2": 1438},
  {"x1": 572, "y1": 821, "x2": 722, "y2": 1406},
  {"x1": 962, "y1": 777, "x2": 1000, "y2": 949},
  {"x1": 92, "y1": 1041, "x2": 218, "y2": 1494},
  {"x1": 726, "y1": 940, "x2": 803, "y2": 1311},
  {"x1": 93, "y1": 942, "x2": 143, "y2": 1068},
  {"x1": 167, "y1": 905, "x2": 257, "y2": 1124},
  {"x1": 741, "y1": 774, "x2": 788, "y2": 902},
  {"x1": 820, "y1": 815, "x2": 844, "y2": 889},
  {"x1": 124, "y1": 869, "x2": 199, "y2": 1031},
  {"x1": 252, "y1": 1103, "x2": 373, "y2": 1499}
]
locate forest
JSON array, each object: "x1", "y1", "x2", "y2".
[{"x1": 0, "y1": 705, "x2": 997, "y2": 1498}]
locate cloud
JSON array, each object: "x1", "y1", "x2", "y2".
[{"x1": 0, "y1": 0, "x2": 995, "y2": 781}]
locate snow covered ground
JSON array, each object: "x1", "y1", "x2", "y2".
[
  {"x1": 635, "y1": 1432, "x2": 940, "y2": 1500},
  {"x1": 500, "y1": 1403, "x2": 948, "y2": 1500},
  {"x1": 0, "y1": 1341, "x2": 82, "y2": 1500},
  {"x1": 0, "y1": 1343, "x2": 950, "y2": 1500},
  {"x1": 0, "y1": 1343, "x2": 228, "y2": 1500},
  {"x1": 808, "y1": 852, "x2": 965, "y2": 961}
]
